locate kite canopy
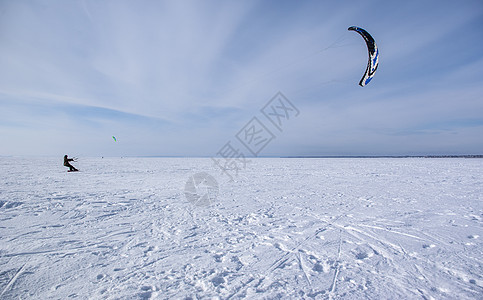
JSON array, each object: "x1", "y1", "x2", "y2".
[
  {"x1": 348, "y1": 26, "x2": 379, "y2": 87},
  {"x1": 112, "y1": 136, "x2": 117, "y2": 142}
]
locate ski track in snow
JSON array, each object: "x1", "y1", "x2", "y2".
[{"x1": 0, "y1": 157, "x2": 482, "y2": 299}]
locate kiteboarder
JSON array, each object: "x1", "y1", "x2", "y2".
[{"x1": 64, "y1": 155, "x2": 78, "y2": 172}]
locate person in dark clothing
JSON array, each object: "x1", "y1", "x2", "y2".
[{"x1": 64, "y1": 155, "x2": 78, "y2": 172}]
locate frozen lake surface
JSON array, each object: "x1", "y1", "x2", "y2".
[{"x1": 0, "y1": 157, "x2": 482, "y2": 299}]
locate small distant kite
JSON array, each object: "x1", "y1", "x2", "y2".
[
  {"x1": 112, "y1": 136, "x2": 117, "y2": 142},
  {"x1": 348, "y1": 26, "x2": 379, "y2": 87}
]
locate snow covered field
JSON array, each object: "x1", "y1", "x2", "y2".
[{"x1": 0, "y1": 157, "x2": 482, "y2": 299}]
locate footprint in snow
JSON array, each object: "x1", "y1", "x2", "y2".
[
  {"x1": 312, "y1": 262, "x2": 329, "y2": 273},
  {"x1": 231, "y1": 255, "x2": 244, "y2": 271},
  {"x1": 213, "y1": 253, "x2": 224, "y2": 262},
  {"x1": 211, "y1": 275, "x2": 225, "y2": 287},
  {"x1": 143, "y1": 246, "x2": 157, "y2": 255},
  {"x1": 352, "y1": 245, "x2": 375, "y2": 260},
  {"x1": 138, "y1": 286, "x2": 153, "y2": 299}
]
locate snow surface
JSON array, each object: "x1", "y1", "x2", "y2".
[{"x1": 0, "y1": 157, "x2": 482, "y2": 299}]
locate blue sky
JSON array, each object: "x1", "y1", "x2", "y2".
[{"x1": 1, "y1": 0, "x2": 482, "y2": 157}]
